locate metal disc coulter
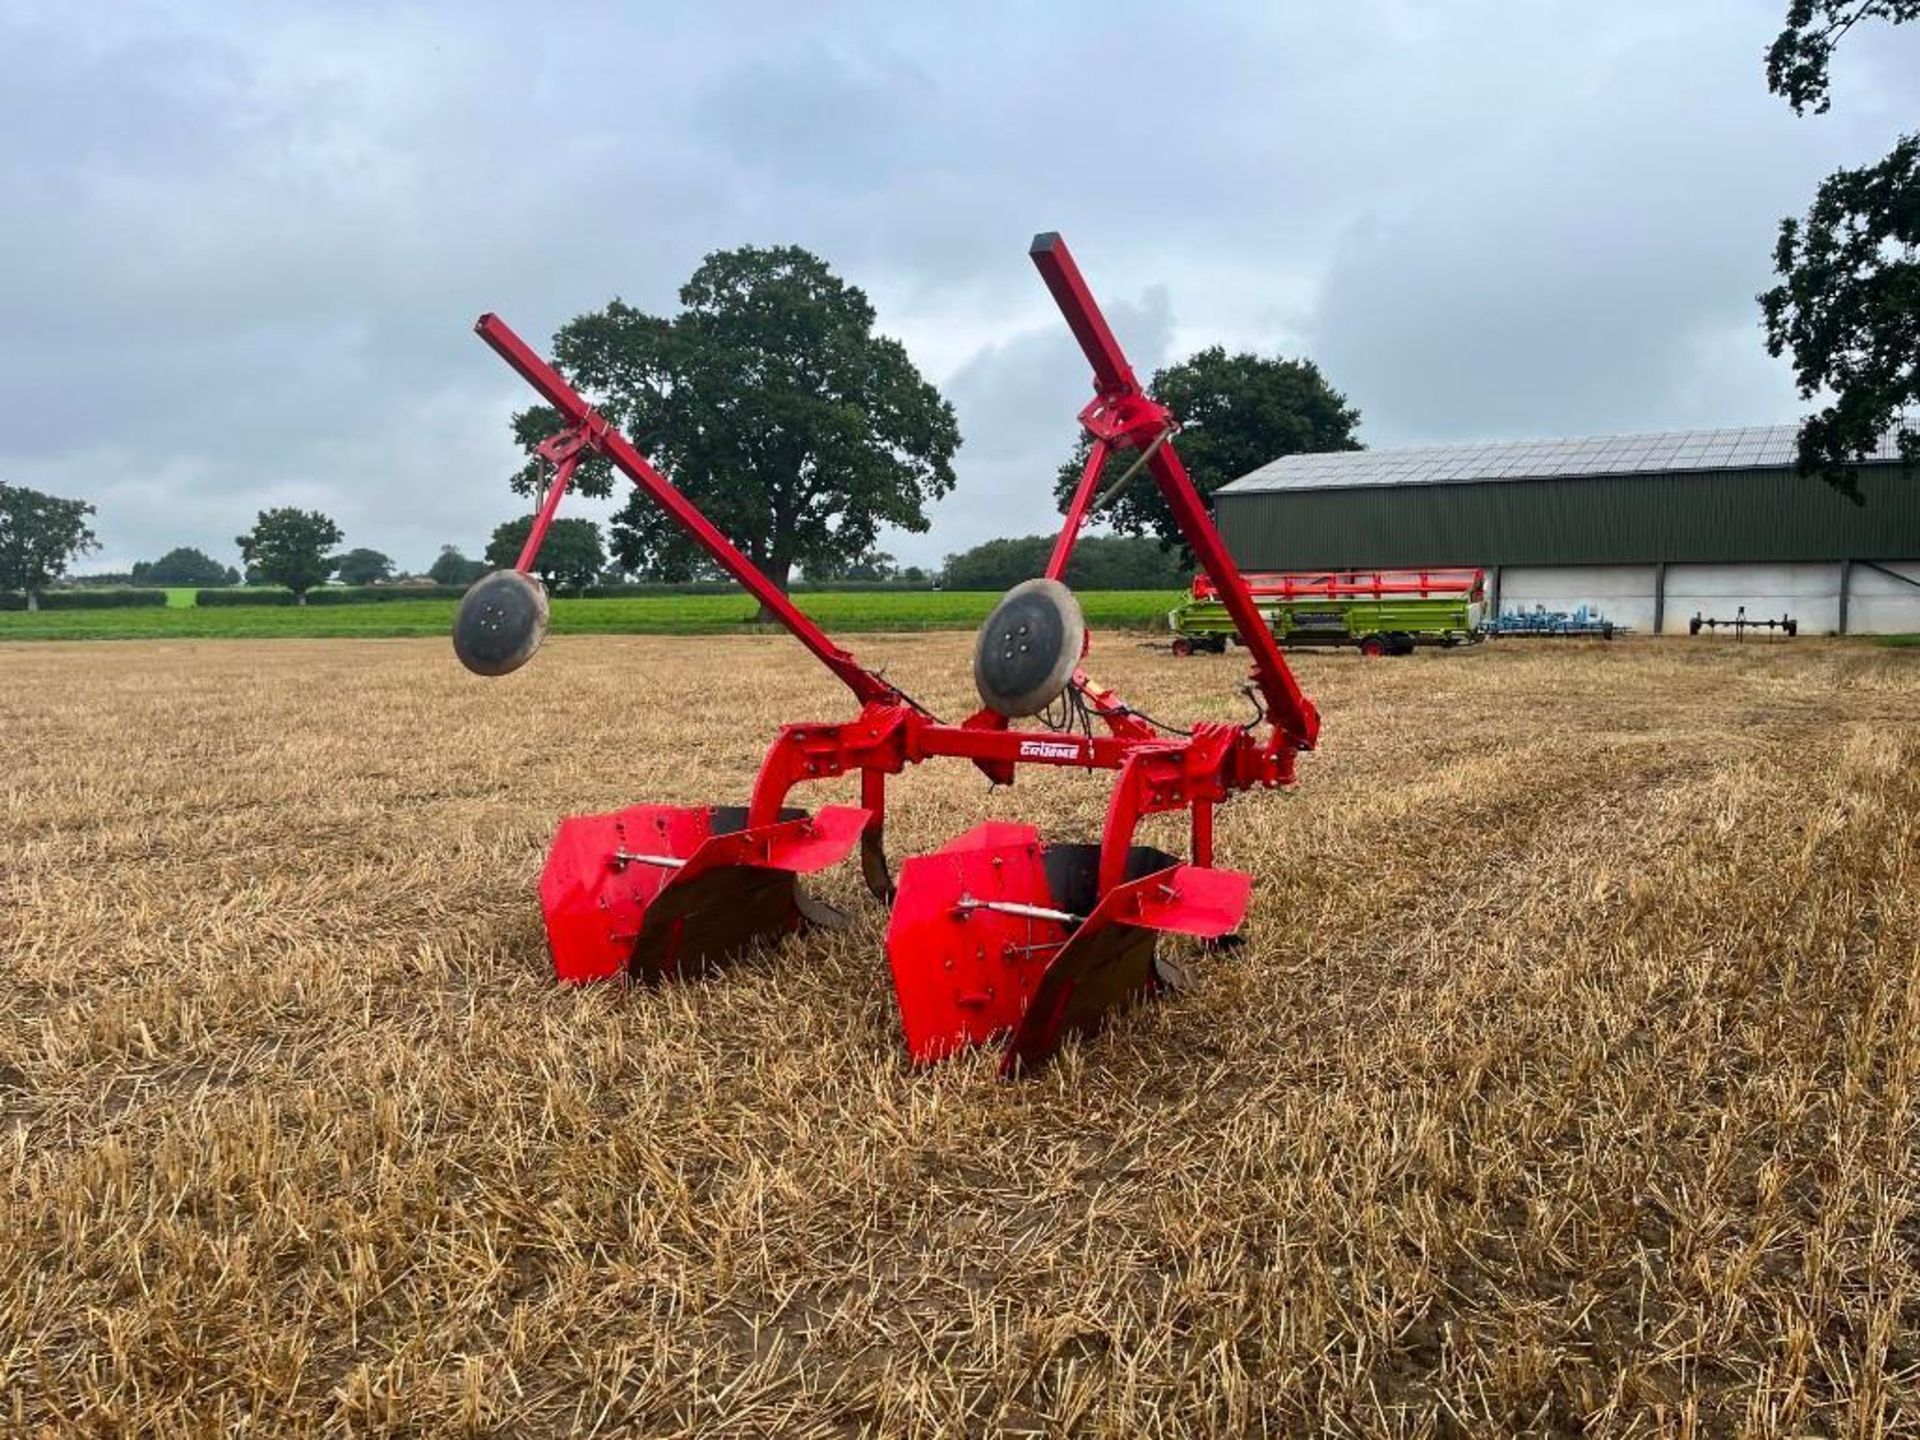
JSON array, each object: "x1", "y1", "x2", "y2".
[
  {"x1": 973, "y1": 578, "x2": 1086, "y2": 718},
  {"x1": 453, "y1": 568, "x2": 550, "y2": 677}
]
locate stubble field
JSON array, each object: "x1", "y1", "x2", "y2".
[{"x1": 3, "y1": 632, "x2": 1917, "y2": 1436}]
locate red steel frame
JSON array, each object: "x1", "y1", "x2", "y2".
[{"x1": 479, "y1": 233, "x2": 1319, "y2": 899}]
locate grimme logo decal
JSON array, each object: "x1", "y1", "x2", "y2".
[{"x1": 1019, "y1": 740, "x2": 1082, "y2": 760}]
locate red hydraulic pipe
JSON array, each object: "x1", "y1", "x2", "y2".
[
  {"x1": 475, "y1": 313, "x2": 896, "y2": 708},
  {"x1": 1195, "y1": 569, "x2": 1485, "y2": 601}
]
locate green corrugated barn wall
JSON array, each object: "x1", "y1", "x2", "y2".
[{"x1": 1212, "y1": 465, "x2": 1920, "y2": 570}]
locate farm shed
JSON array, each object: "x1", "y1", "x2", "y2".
[{"x1": 1212, "y1": 425, "x2": 1920, "y2": 634}]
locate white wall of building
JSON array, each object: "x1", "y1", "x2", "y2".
[
  {"x1": 1849, "y1": 561, "x2": 1920, "y2": 634},
  {"x1": 1663, "y1": 563, "x2": 1839, "y2": 635},
  {"x1": 1489, "y1": 561, "x2": 1920, "y2": 635}
]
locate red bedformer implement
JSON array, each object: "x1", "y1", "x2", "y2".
[{"x1": 456, "y1": 233, "x2": 1320, "y2": 1074}]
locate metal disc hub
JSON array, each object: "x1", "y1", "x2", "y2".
[
  {"x1": 973, "y1": 578, "x2": 1086, "y2": 717},
  {"x1": 453, "y1": 569, "x2": 550, "y2": 676}
]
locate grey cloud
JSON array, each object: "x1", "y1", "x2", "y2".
[
  {"x1": 1307, "y1": 5, "x2": 1916, "y2": 445},
  {"x1": 0, "y1": 0, "x2": 1908, "y2": 575},
  {"x1": 920, "y1": 289, "x2": 1174, "y2": 563}
]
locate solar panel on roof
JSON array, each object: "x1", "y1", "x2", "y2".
[{"x1": 1212, "y1": 420, "x2": 1916, "y2": 493}]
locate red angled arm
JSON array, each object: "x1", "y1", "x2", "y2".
[
  {"x1": 1047, "y1": 437, "x2": 1110, "y2": 581},
  {"x1": 475, "y1": 313, "x2": 898, "y2": 709},
  {"x1": 1030, "y1": 235, "x2": 1144, "y2": 398},
  {"x1": 1027, "y1": 234, "x2": 1319, "y2": 751}
]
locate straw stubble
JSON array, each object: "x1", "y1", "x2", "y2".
[{"x1": 2, "y1": 633, "x2": 1916, "y2": 1436}]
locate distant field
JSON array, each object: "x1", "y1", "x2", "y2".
[{"x1": 0, "y1": 589, "x2": 1180, "y2": 640}]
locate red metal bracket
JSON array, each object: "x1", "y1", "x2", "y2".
[
  {"x1": 1078, "y1": 390, "x2": 1173, "y2": 450},
  {"x1": 1027, "y1": 233, "x2": 1320, "y2": 756}
]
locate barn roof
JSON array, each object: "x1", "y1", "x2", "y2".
[{"x1": 1218, "y1": 423, "x2": 1913, "y2": 495}]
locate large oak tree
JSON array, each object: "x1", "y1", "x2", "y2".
[
  {"x1": 0, "y1": 481, "x2": 97, "y2": 611},
  {"x1": 1761, "y1": 1, "x2": 1919, "y2": 497},
  {"x1": 511, "y1": 246, "x2": 960, "y2": 592},
  {"x1": 235, "y1": 508, "x2": 342, "y2": 603},
  {"x1": 1053, "y1": 347, "x2": 1361, "y2": 558}
]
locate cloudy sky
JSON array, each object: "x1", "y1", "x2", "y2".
[{"x1": 2, "y1": 1, "x2": 1913, "y2": 575}]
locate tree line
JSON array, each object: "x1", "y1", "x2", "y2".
[
  {"x1": 0, "y1": 494, "x2": 623, "y2": 609},
  {"x1": 3, "y1": 474, "x2": 1202, "y2": 609}
]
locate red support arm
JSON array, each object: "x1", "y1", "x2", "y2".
[
  {"x1": 1028, "y1": 234, "x2": 1319, "y2": 752},
  {"x1": 515, "y1": 451, "x2": 580, "y2": 573},
  {"x1": 1047, "y1": 437, "x2": 1110, "y2": 582},
  {"x1": 475, "y1": 312, "x2": 897, "y2": 709}
]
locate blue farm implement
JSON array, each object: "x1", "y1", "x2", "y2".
[{"x1": 1490, "y1": 605, "x2": 1621, "y2": 639}]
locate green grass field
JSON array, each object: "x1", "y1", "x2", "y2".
[{"x1": 0, "y1": 589, "x2": 1180, "y2": 641}]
